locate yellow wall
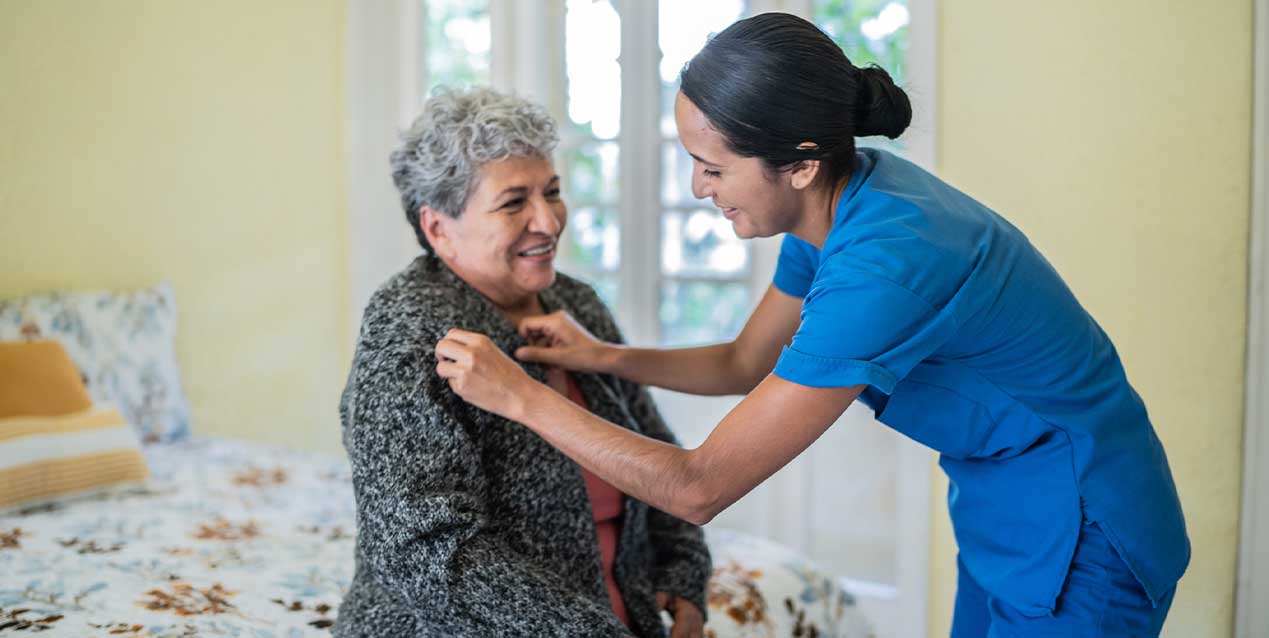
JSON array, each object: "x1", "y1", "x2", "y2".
[
  {"x1": 0, "y1": 1, "x2": 1254, "y2": 634},
  {"x1": 0, "y1": 0, "x2": 349, "y2": 454},
  {"x1": 931, "y1": 2, "x2": 1252, "y2": 636}
]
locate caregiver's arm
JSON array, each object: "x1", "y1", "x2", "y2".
[
  {"x1": 438, "y1": 329, "x2": 861, "y2": 525},
  {"x1": 619, "y1": 380, "x2": 712, "y2": 616},
  {"x1": 517, "y1": 284, "x2": 802, "y2": 396},
  {"x1": 522, "y1": 375, "x2": 861, "y2": 524}
]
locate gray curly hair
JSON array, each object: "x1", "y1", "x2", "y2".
[{"x1": 390, "y1": 86, "x2": 560, "y2": 251}]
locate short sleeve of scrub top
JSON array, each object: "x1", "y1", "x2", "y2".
[
  {"x1": 771, "y1": 244, "x2": 959, "y2": 394},
  {"x1": 772, "y1": 234, "x2": 821, "y2": 298}
]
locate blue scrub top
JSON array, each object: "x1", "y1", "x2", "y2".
[{"x1": 771, "y1": 148, "x2": 1189, "y2": 615}]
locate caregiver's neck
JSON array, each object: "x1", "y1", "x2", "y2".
[{"x1": 787, "y1": 174, "x2": 850, "y2": 250}]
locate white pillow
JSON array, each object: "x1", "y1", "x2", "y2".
[{"x1": 0, "y1": 282, "x2": 191, "y2": 443}]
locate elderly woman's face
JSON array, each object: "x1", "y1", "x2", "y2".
[{"x1": 426, "y1": 156, "x2": 566, "y2": 306}]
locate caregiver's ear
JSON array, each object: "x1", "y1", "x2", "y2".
[
  {"x1": 419, "y1": 206, "x2": 457, "y2": 260},
  {"x1": 788, "y1": 159, "x2": 822, "y2": 190}
]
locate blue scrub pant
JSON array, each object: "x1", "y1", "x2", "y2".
[{"x1": 951, "y1": 520, "x2": 1175, "y2": 637}]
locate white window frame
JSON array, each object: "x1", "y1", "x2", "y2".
[
  {"x1": 1237, "y1": 0, "x2": 1269, "y2": 635},
  {"x1": 344, "y1": 0, "x2": 429, "y2": 335},
  {"x1": 345, "y1": 3, "x2": 937, "y2": 636}
]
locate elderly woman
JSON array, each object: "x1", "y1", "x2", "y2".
[{"x1": 334, "y1": 87, "x2": 711, "y2": 638}]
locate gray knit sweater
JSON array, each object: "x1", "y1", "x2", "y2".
[{"x1": 334, "y1": 255, "x2": 711, "y2": 638}]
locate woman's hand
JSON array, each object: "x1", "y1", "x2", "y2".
[
  {"x1": 435, "y1": 329, "x2": 545, "y2": 420},
  {"x1": 657, "y1": 592, "x2": 705, "y2": 638},
  {"x1": 515, "y1": 311, "x2": 616, "y2": 373}
]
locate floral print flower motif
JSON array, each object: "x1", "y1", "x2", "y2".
[
  {"x1": 782, "y1": 597, "x2": 823, "y2": 638},
  {"x1": 58, "y1": 537, "x2": 126, "y2": 554},
  {"x1": 88, "y1": 621, "x2": 148, "y2": 636},
  {"x1": 0, "y1": 607, "x2": 64, "y2": 632},
  {"x1": 231, "y1": 466, "x2": 288, "y2": 488},
  {"x1": 270, "y1": 598, "x2": 335, "y2": 629},
  {"x1": 19, "y1": 322, "x2": 41, "y2": 340},
  {"x1": 295, "y1": 524, "x2": 351, "y2": 541},
  {"x1": 707, "y1": 561, "x2": 771, "y2": 628},
  {"x1": 1, "y1": 528, "x2": 28, "y2": 550},
  {"x1": 191, "y1": 518, "x2": 260, "y2": 542},
  {"x1": 137, "y1": 583, "x2": 236, "y2": 616}
]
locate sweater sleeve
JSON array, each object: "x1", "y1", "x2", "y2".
[{"x1": 342, "y1": 297, "x2": 631, "y2": 637}]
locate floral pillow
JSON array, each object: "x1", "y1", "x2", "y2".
[
  {"x1": 704, "y1": 528, "x2": 876, "y2": 638},
  {"x1": 0, "y1": 282, "x2": 191, "y2": 443}
]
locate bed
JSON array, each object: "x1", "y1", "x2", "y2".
[{"x1": 0, "y1": 285, "x2": 875, "y2": 638}]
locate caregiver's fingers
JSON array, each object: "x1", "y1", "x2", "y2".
[
  {"x1": 514, "y1": 345, "x2": 567, "y2": 366},
  {"x1": 517, "y1": 312, "x2": 562, "y2": 338},
  {"x1": 443, "y1": 327, "x2": 484, "y2": 345},
  {"x1": 517, "y1": 311, "x2": 584, "y2": 343},
  {"x1": 435, "y1": 360, "x2": 461, "y2": 380},
  {"x1": 434, "y1": 338, "x2": 473, "y2": 365}
]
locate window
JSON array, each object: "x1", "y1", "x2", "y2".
[
  {"x1": 422, "y1": 0, "x2": 491, "y2": 89},
  {"x1": 815, "y1": 0, "x2": 912, "y2": 157},
  {"x1": 557, "y1": 0, "x2": 622, "y2": 307},
  {"x1": 656, "y1": 1, "x2": 751, "y2": 346},
  {"x1": 553, "y1": 0, "x2": 753, "y2": 346},
  {"x1": 415, "y1": 0, "x2": 754, "y2": 345}
]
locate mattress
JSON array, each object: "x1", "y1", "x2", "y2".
[{"x1": 0, "y1": 437, "x2": 873, "y2": 637}]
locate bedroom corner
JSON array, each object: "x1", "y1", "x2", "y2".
[{"x1": 0, "y1": 0, "x2": 352, "y2": 455}]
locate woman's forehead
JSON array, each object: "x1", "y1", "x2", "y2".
[
  {"x1": 675, "y1": 94, "x2": 731, "y2": 165},
  {"x1": 475, "y1": 156, "x2": 557, "y2": 191}
]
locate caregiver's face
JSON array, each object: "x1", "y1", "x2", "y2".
[
  {"x1": 430, "y1": 156, "x2": 566, "y2": 306},
  {"x1": 674, "y1": 91, "x2": 803, "y2": 239}
]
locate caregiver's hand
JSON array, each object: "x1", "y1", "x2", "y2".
[
  {"x1": 515, "y1": 311, "x2": 616, "y2": 373},
  {"x1": 435, "y1": 329, "x2": 545, "y2": 420},
  {"x1": 657, "y1": 592, "x2": 705, "y2": 638}
]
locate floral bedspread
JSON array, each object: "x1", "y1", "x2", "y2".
[{"x1": 0, "y1": 438, "x2": 872, "y2": 638}]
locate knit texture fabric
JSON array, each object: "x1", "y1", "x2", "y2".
[{"x1": 335, "y1": 255, "x2": 711, "y2": 638}]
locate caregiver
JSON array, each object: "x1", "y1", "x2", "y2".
[{"x1": 434, "y1": 12, "x2": 1188, "y2": 637}]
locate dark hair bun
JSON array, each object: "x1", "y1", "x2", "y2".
[{"x1": 854, "y1": 65, "x2": 912, "y2": 139}]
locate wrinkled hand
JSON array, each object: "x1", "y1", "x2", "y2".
[
  {"x1": 435, "y1": 329, "x2": 541, "y2": 420},
  {"x1": 515, "y1": 311, "x2": 614, "y2": 373},
  {"x1": 657, "y1": 592, "x2": 704, "y2": 638}
]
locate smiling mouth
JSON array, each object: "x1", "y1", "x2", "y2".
[{"x1": 518, "y1": 241, "x2": 556, "y2": 257}]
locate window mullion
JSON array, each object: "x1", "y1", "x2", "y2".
[
  {"x1": 488, "y1": 0, "x2": 515, "y2": 93},
  {"x1": 491, "y1": 0, "x2": 566, "y2": 121},
  {"x1": 616, "y1": 0, "x2": 661, "y2": 346}
]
